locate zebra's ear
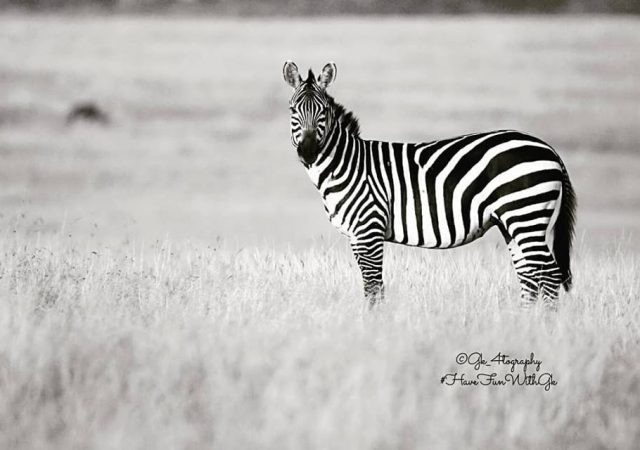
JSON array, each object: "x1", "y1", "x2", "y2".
[
  {"x1": 318, "y1": 62, "x2": 337, "y2": 89},
  {"x1": 283, "y1": 60, "x2": 302, "y2": 89}
]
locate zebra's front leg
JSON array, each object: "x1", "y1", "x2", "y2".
[{"x1": 350, "y1": 236, "x2": 385, "y2": 307}]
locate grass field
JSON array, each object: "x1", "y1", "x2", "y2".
[{"x1": 1, "y1": 14, "x2": 640, "y2": 449}]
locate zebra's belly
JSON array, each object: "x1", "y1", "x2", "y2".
[
  {"x1": 385, "y1": 234, "x2": 484, "y2": 249},
  {"x1": 384, "y1": 217, "x2": 494, "y2": 249}
]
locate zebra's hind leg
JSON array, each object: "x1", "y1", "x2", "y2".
[
  {"x1": 492, "y1": 199, "x2": 563, "y2": 311},
  {"x1": 491, "y1": 215, "x2": 544, "y2": 309},
  {"x1": 536, "y1": 246, "x2": 563, "y2": 311},
  {"x1": 492, "y1": 215, "x2": 539, "y2": 308},
  {"x1": 506, "y1": 240, "x2": 541, "y2": 308},
  {"x1": 507, "y1": 238, "x2": 563, "y2": 310}
]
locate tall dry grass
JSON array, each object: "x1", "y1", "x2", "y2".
[{"x1": 0, "y1": 226, "x2": 638, "y2": 449}]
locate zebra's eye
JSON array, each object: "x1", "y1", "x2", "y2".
[{"x1": 289, "y1": 106, "x2": 296, "y2": 113}]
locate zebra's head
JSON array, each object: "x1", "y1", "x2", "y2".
[{"x1": 283, "y1": 61, "x2": 337, "y2": 165}]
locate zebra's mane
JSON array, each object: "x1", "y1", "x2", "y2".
[{"x1": 327, "y1": 95, "x2": 361, "y2": 138}]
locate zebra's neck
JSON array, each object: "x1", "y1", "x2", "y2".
[{"x1": 305, "y1": 105, "x2": 365, "y2": 189}]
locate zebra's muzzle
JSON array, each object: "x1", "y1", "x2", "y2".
[{"x1": 297, "y1": 129, "x2": 320, "y2": 166}]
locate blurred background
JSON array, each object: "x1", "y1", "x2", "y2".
[
  {"x1": 2, "y1": 0, "x2": 640, "y2": 14},
  {"x1": 1, "y1": 1, "x2": 639, "y2": 250}
]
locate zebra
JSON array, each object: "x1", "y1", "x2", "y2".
[{"x1": 283, "y1": 60, "x2": 576, "y2": 309}]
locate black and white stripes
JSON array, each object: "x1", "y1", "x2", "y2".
[{"x1": 283, "y1": 61, "x2": 576, "y2": 308}]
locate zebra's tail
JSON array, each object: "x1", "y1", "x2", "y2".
[{"x1": 554, "y1": 167, "x2": 577, "y2": 291}]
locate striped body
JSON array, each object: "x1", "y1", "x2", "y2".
[
  {"x1": 283, "y1": 62, "x2": 575, "y2": 308},
  {"x1": 307, "y1": 130, "x2": 562, "y2": 250}
]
